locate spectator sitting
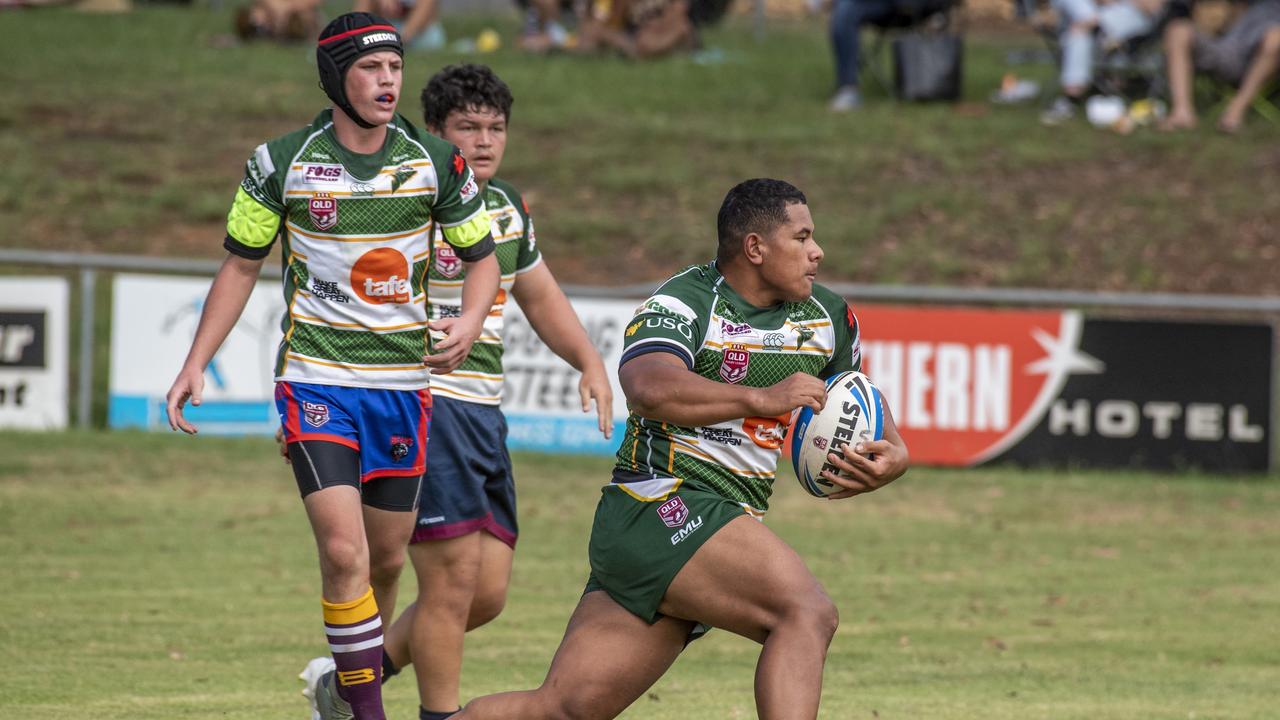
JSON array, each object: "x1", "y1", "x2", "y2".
[
  {"x1": 234, "y1": 0, "x2": 322, "y2": 42},
  {"x1": 354, "y1": 0, "x2": 446, "y2": 51},
  {"x1": 1162, "y1": 0, "x2": 1280, "y2": 132},
  {"x1": 518, "y1": 0, "x2": 576, "y2": 52},
  {"x1": 827, "y1": 0, "x2": 953, "y2": 111},
  {"x1": 1040, "y1": 0, "x2": 1169, "y2": 124},
  {"x1": 574, "y1": 0, "x2": 697, "y2": 58}
]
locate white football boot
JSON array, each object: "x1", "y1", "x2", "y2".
[{"x1": 299, "y1": 656, "x2": 353, "y2": 720}]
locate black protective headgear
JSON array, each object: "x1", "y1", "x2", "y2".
[{"x1": 316, "y1": 13, "x2": 403, "y2": 129}]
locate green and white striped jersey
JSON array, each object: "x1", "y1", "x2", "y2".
[
  {"x1": 426, "y1": 178, "x2": 541, "y2": 405},
  {"x1": 615, "y1": 262, "x2": 861, "y2": 513},
  {"x1": 223, "y1": 109, "x2": 492, "y2": 391}
]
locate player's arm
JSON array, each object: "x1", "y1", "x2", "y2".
[
  {"x1": 425, "y1": 251, "x2": 499, "y2": 374},
  {"x1": 620, "y1": 352, "x2": 824, "y2": 428},
  {"x1": 165, "y1": 253, "x2": 265, "y2": 434},
  {"x1": 169, "y1": 150, "x2": 281, "y2": 435},
  {"x1": 512, "y1": 262, "x2": 613, "y2": 438},
  {"x1": 424, "y1": 150, "x2": 499, "y2": 374}
]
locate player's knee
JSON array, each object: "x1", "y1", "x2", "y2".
[
  {"x1": 318, "y1": 536, "x2": 367, "y2": 579},
  {"x1": 778, "y1": 589, "x2": 839, "y2": 643},
  {"x1": 468, "y1": 589, "x2": 507, "y2": 629}
]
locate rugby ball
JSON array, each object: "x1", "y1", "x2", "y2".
[{"x1": 788, "y1": 371, "x2": 884, "y2": 498}]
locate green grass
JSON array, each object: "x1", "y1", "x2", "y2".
[
  {"x1": 2, "y1": 431, "x2": 1278, "y2": 718},
  {"x1": 2, "y1": 7, "x2": 1278, "y2": 294}
]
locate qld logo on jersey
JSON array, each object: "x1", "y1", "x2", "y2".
[
  {"x1": 657, "y1": 496, "x2": 690, "y2": 529},
  {"x1": 351, "y1": 248, "x2": 411, "y2": 304},
  {"x1": 309, "y1": 192, "x2": 338, "y2": 231},
  {"x1": 303, "y1": 402, "x2": 330, "y2": 428},
  {"x1": 719, "y1": 344, "x2": 750, "y2": 384},
  {"x1": 460, "y1": 176, "x2": 479, "y2": 203},
  {"x1": 434, "y1": 244, "x2": 462, "y2": 278}
]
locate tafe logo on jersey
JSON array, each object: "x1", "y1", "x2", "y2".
[
  {"x1": 303, "y1": 402, "x2": 329, "y2": 428},
  {"x1": 434, "y1": 244, "x2": 462, "y2": 278},
  {"x1": 721, "y1": 320, "x2": 754, "y2": 338},
  {"x1": 304, "y1": 164, "x2": 344, "y2": 184},
  {"x1": 657, "y1": 496, "x2": 690, "y2": 529},
  {"x1": 719, "y1": 344, "x2": 750, "y2": 384},
  {"x1": 743, "y1": 413, "x2": 790, "y2": 450},
  {"x1": 351, "y1": 248, "x2": 411, "y2": 304},
  {"x1": 309, "y1": 193, "x2": 338, "y2": 231}
]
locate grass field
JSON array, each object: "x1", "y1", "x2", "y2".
[
  {"x1": 2, "y1": 5, "x2": 1278, "y2": 295},
  {"x1": 2, "y1": 431, "x2": 1278, "y2": 719}
]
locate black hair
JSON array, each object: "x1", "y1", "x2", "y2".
[
  {"x1": 421, "y1": 64, "x2": 514, "y2": 130},
  {"x1": 716, "y1": 179, "x2": 808, "y2": 263}
]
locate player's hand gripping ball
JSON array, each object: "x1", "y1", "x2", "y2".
[{"x1": 788, "y1": 371, "x2": 885, "y2": 498}]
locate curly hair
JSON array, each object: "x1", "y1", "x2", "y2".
[
  {"x1": 421, "y1": 64, "x2": 514, "y2": 130},
  {"x1": 716, "y1": 179, "x2": 808, "y2": 262}
]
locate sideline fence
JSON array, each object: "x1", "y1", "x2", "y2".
[{"x1": 3, "y1": 247, "x2": 1279, "y2": 429}]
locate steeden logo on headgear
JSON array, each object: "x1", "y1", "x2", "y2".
[{"x1": 362, "y1": 32, "x2": 398, "y2": 45}]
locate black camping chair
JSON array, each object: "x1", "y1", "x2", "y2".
[{"x1": 859, "y1": 0, "x2": 963, "y2": 99}]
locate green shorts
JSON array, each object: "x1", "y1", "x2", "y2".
[{"x1": 586, "y1": 474, "x2": 748, "y2": 624}]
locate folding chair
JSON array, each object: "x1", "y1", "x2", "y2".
[
  {"x1": 1021, "y1": 0, "x2": 1171, "y2": 102},
  {"x1": 1197, "y1": 74, "x2": 1280, "y2": 124},
  {"x1": 859, "y1": 0, "x2": 961, "y2": 98}
]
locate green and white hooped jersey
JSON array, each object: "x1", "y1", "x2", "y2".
[
  {"x1": 426, "y1": 178, "x2": 541, "y2": 405},
  {"x1": 223, "y1": 110, "x2": 492, "y2": 391},
  {"x1": 615, "y1": 262, "x2": 861, "y2": 513}
]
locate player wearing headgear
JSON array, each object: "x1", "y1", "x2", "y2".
[
  {"x1": 301, "y1": 63, "x2": 614, "y2": 720},
  {"x1": 164, "y1": 13, "x2": 499, "y2": 720},
  {"x1": 449, "y1": 179, "x2": 909, "y2": 720}
]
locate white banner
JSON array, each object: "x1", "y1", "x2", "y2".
[
  {"x1": 0, "y1": 277, "x2": 69, "y2": 429},
  {"x1": 109, "y1": 274, "x2": 284, "y2": 434},
  {"x1": 108, "y1": 272, "x2": 643, "y2": 454},
  {"x1": 501, "y1": 298, "x2": 639, "y2": 455}
]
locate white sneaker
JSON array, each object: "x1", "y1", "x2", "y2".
[
  {"x1": 299, "y1": 657, "x2": 353, "y2": 720},
  {"x1": 829, "y1": 86, "x2": 862, "y2": 112}
]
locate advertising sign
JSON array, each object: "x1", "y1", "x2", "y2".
[
  {"x1": 856, "y1": 305, "x2": 1271, "y2": 471},
  {"x1": 501, "y1": 298, "x2": 635, "y2": 455},
  {"x1": 109, "y1": 274, "x2": 284, "y2": 434},
  {"x1": 0, "y1": 278, "x2": 69, "y2": 429}
]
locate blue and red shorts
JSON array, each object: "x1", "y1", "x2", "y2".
[{"x1": 276, "y1": 381, "x2": 432, "y2": 482}]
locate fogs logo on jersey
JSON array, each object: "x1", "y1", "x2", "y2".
[
  {"x1": 303, "y1": 164, "x2": 344, "y2": 184},
  {"x1": 309, "y1": 192, "x2": 338, "y2": 231},
  {"x1": 351, "y1": 248, "x2": 411, "y2": 304},
  {"x1": 434, "y1": 244, "x2": 462, "y2": 278},
  {"x1": 303, "y1": 401, "x2": 329, "y2": 428},
  {"x1": 657, "y1": 496, "x2": 690, "y2": 529},
  {"x1": 857, "y1": 306, "x2": 1099, "y2": 467},
  {"x1": 719, "y1": 344, "x2": 750, "y2": 384}
]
